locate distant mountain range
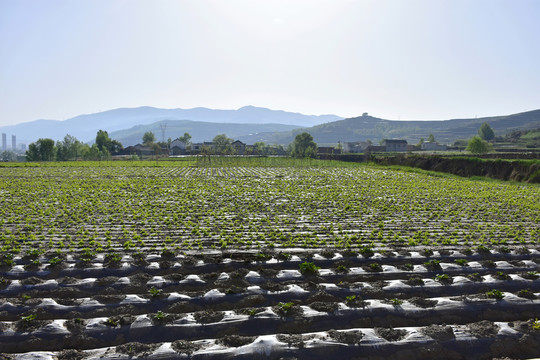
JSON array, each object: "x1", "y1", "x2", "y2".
[
  {"x1": 2, "y1": 106, "x2": 539, "y2": 148},
  {"x1": 0, "y1": 106, "x2": 342, "y2": 145},
  {"x1": 238, "y1": 109, "x2": 540, "y2": 145},
  {"x1": 109, "y1": 120, "x2": 300, "y2": 146}
]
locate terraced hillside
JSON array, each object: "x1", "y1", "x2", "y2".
[{"x1": 0, "y1": 163, "x2": 539, "y2": 359}]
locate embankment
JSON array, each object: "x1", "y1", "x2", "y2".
[{"x1": 374, "y1": 155, "x2": 540, "y2": 183}]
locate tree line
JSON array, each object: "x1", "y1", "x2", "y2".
[
  {"x1": 24, "y1": 129, "x2": 318, "y2": 161},
  {"x1": 25, "y1": 130, "x2": 123, "y2": 161}
]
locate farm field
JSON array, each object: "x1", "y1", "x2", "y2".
[{"x1": 1, "y1": 160, "x2": 540, "y2": 359}]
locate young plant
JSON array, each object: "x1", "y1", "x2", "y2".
[
  {"x1": 335, "y1": 264, "x2": 349, "y2": 273},
  {"x1": 494, "y1": 271, "x2": 511, "y2": 280},
  {"x1": 149, "y1": 287, "x2": 163, "y2": 298},
  {"x1": 105, "y1": 252, "x2": 122, "y2": 265},
  {"x1": 406, "y1": 276, "x2": 425, "y2": 286},
  {"x1": 467, "y1": 273, "x2": 483, "y2": 282},
  {"x1": 104, "y1": 317, "x2": 119, "y2": 327},
  {"x1": 422, "y1": 248, "x2": 434, "y2": 257},
  {"x1": 454, "y1": 259, "x2": 468, "y2": 266},
  {"x1": 517, "y1": 289, "x2": 536, "y2": 299},
  {"x1": 486, "y1": 289, "x2": 504, "y2": 300},
  {"x1": 389, "y1": 298, "x2": 403, "y2": 306},
  {"x1": 424, "y1": 259, "x2": 442, "y2": 271},
  {"x1": 368, "y1": 262, "x2": 383, "y2": 272},
  {"x1": 154, "y1": 310, "x2": 167, "y2": 322},
  {"x1": 299, "y1": 261, "x2": 320, "y2": 275},
  {"x1": 359, "y1": 246, "x2": 374, "y2": 258},
  {"x1": 48, "y1": 257, "x2": 63, "y2": 267},
  {"x1": 523, "y1": 271, "x2": 539, "y2": 280},
  {"x1": 276, "y1": 301, "x2": 296, "y2": 316},
  {"x1": 21, "y1": 314, "x2": 37, "y2": 323},
  {"x1": 345, "y1": 295, "x2": 357, "y2": 304},
  {"x1": 434, "y1": 273, "x2": 452, "y2": 284}
]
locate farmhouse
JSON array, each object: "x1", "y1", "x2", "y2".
[
  {"x1": 232, "y1": 140, "x2": 246, "y2": 154},
  {"x1": 191, "y1": 142, "x2": 215, "y2": 152},
  {"x1": 421, "y1": 141, "x2": 447, "y2": 151},
  {"x1": 317, "y1": 146, "x2": 341, "y2": 155},
  {"x1": 343, "y1": 141, "x2": 371, "y2": 153},
  {"x1": 381, "y1": 139, "x2": 408, "y2": 152},
  {"x1": 123, "y1": 144, "x2": 165, "y2": 156},
  {"x1": 170, "y1": 139, "x2": 187, "y2": 155}
]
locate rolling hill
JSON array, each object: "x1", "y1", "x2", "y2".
[{"x1": 238, "y1": 109, "x2": 540, "y2": 145}]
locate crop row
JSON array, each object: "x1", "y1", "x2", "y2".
[{"x1": 1, "y1": 166, "x2": 538, "y2": 259}]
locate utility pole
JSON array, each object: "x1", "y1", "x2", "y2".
[{"x1": 160, "y1": 123, "x2": 167, "y2": 143}]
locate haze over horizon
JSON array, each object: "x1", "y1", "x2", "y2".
[{"x1": 1, "y1": 0, "x2": 540, "y2": 127}]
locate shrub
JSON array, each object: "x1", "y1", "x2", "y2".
[{"x1": 466, "y1": 136, "x2": 493, "y2": 154}]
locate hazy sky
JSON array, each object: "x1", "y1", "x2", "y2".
[{"x1": 1, "y1": 0, "x2": 539, "y2": 127}]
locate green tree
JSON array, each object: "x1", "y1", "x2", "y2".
[
  {"x1": 110, "y1": 140, "x2": 123, "y2": 154},
  {"x1": 179, "y1": 132, "x2": 192, "y2": 146},
  {"x1": 95, "y1": 130, "x2": 122, "y2": 155},
  {"x1": 25, "y1": 143, "x2": 40, "y2": 161},
  {"x1": 143, "y1": 131, "x2": 156, "y2": 145},
  {"x1": 1, "y1": 151, "x2": 18, "y2": 162},
  {"x1": 38, "y1": 138, "x2": 55, "y2": 161},
  {"x1": 427, "y1": 134, "x2": 435, "y2": 142},
  {"x1": 26, "y1": 138, "x2": 56, "y2": 161},
  {"x1": 454, "y1": 139, "x2": 469, "y2": 147},
  {"x1": 82, "y1": 144, "x2": 106, "y2": 160},
  {"x1": 95, "y1": 130, "x2": 112, "y2": 155},
  {"x1": 466, "y1": 136, "x2": 493, "y2": 154},
  {"x1": 254, "y1": 141, "x2": 266, "y2": 155},
  {"x1": 478, "y1": 122, "x2": 495, "y2": 141},
  {"x1": 56, "y1": 134, "x2": 82, "y2": 161},
  {"x1": 212, "y1": 134, "x2": 233, "y2": 154},
  {"x1": 291, "y1": 132, "x2": 317, "y2": 158}
]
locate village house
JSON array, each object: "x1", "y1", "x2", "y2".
[
  {"x1": 123, "y1": 144, "x2": 167, "y2": 157},
  {"x1": 170, "y1": 139, "x2": 187, "y2": 155},
  {"x1": 421, "y1": 141, "x2": 447, "y2": 151},
  {"x1": 381, "y1": 139, "x2": 408, "y2": 152},
  {"x1": 317, "y1": 146, "x2": 341, "y2": 155},
  {"x1": 190, "y1": 142, "x2": 215, "y2": 152},
  {"x1": 342, "y1": 141, "x2": 371, "y2": 153},
  {"x1": 232, "y1": 140, "x2": 246, "y2": 154}
]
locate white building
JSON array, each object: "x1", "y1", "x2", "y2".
[{"x1": 342, "y1": 141, "x2": 371, "y2": 153}]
